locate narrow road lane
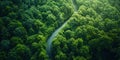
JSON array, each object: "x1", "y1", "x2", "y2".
[{"x1": 46, "y1": 0, "x2": 78, "y2": 58}]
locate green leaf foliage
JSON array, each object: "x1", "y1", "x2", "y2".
[{"x1": 0, "y1": 0, "x2": 120, "y2": 60}]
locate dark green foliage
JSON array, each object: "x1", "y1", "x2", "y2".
[
  {"x1": 51, "y1": 0, "x2": 120, "y2": 60},
  {"x1": 0, "y1": 40, "x2": 10, "y2": 50},
  {"x1": 8, "y1": 44, "x2": 31, "y2": 60},
  {"x1": 10, "y1": 37, "x2": 23, "y2": 47},
  {"x1": 0, "y1": 0, "x2": 120, "y2": 60}
]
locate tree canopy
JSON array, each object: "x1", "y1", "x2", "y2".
[{"x1": 0, "y1": 0, "x2": 120, "y2": 60}]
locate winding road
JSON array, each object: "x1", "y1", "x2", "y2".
[{"x1": 46, "y1": 0, "x2": 78, "y2": 58}]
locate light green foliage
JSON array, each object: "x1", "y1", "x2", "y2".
[
  {"x1": 0, "y1": 0, "x2": 120, "y2": 60},
  {"x1": 73, "y1": 56, "x2": 87, "y2": 60},
  {"x1": 38, "y1": 49, "x2": 48, "y2": 60},
  {"x1": 33, "y1": 19, "x2": 44, "y2": 33},
  {"x1": 55, "y1": 51, "x2": 67, "y2": 60},
  {"x1": 51, "y1": 0, "x2": 120, "y2": 60},
  {"x1": 64, "y1": 30, "x2": 74, "y2": 39},
  {"x1": 46, "y1": 13, "x2": 56, "y2": 25}
]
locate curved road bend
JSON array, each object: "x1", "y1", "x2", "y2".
[{"x1": 46, "y1": 0, "x2": 78, "y2": 58}]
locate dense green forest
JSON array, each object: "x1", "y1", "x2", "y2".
[{"x1": 0, "y1": 0, "x2": 120, "y2": 60}]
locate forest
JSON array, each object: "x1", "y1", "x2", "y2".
[{"x1": 0, "y1": 0, "x2": 120, "y2": 60}]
